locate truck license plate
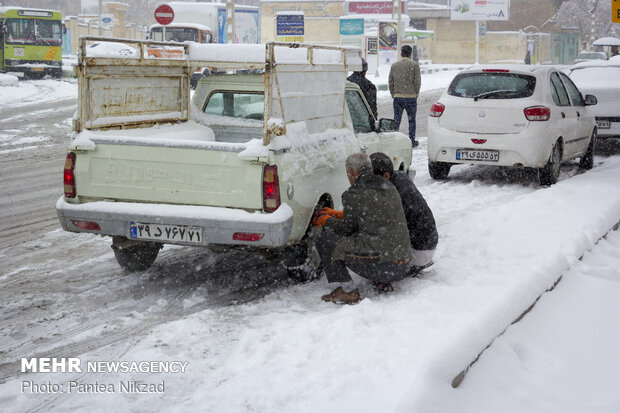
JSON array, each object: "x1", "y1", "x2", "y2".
[
  {"x1": 129, "y1": 222, "x2": 203, "y2": 244},
  {"x1": 596, "y1": 119, "x2": 610, "y2": 129},
  {"x1": 456, "y1": 149, "x2": 499, "y2": 162}
]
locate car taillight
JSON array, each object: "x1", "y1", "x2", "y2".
[
  {"x1": 263, "y1": 164, "x2": 280, "y2": 213},
  {"x1": 233, "y1": 232, "x2": 264, "y2": 242},
  {"x1": 71, "y1": 220, "x2": 101, "y2": 231},
  {"x1": 64, "y1": 152, "x2": 76, "y2": 198},
  {"x1": 429, "y1": 102, "x2": 445, "y2": 117},
  {"x1": 524, "y1": 106, "x2": 550, "y2": 121},
  {"x1": 482, "y1": 69, "x2": 510, "y2": 73}
]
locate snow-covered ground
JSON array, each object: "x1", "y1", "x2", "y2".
[
  {"x1": 0, "y1": 78, "x2": 76, "y2": 107},
  {"x1": 1, "y1": 67, "x2": 620, "y2": 413}
]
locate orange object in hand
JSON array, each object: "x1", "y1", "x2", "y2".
[
  {"x1": 319, "y1": 207, "x2": 344, "y2": 220},
  {"x1": 312, "y1": 213, "x2": 331, "y2": 227}
]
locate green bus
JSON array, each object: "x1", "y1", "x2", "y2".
[{"x1": 0, "y1": 7, "x2": 63, "y2": 78}]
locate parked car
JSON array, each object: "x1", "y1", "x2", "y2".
[
  {"x1": 427, "y1": 65, "x2": 598, "y2": 185},
  {"x1": 572, "y1": 51, "x2": 608, "y2": 64},
  {"x1": 569, "y1": 61, "x2": 620, "y2": 139}
]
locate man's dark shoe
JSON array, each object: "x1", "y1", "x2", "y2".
[
  {"x1": 412, "y1": 140, "x2": 419, "y2": 148},
  {"x1": 321, "y1": 286, "x2": 361, "y2": 305},
  {"x1": 373, "y1": 282, "x2": 394, "y2": 293},
  {"x1": 409, "y1": 260, "x2": 434, "y2": 277}
]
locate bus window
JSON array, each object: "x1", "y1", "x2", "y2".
[
  {"x1": 6, "y1": 18, "x2": 36, "y2": 44},
  {"x1": 200, "y1": 32, "x2": 212, "y2": 43},
  {"x1": 37, "y1": 20, "x2": 62, "y2": 45}
]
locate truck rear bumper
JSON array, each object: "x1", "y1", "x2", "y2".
[{"x1": 56, "y1": 197, "x2": 294, "y2": 247}]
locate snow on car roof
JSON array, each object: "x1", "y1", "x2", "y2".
[
  {"x1": 570, "y1": 59, "x2": 620, "y2": 70},
  {"x1": 458, "y1": 64, "x2": 548, "y2": 75}
]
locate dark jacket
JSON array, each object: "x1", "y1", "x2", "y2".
[
  {"x1": 347, "y1": 72, "x2": 378, "y2": 118},
  {"x1": 390, "y1": 171, "x2": 438, "y2": 251},
  {"x1": 326, "y1": 171, "x2": 411, "y2": 262}
]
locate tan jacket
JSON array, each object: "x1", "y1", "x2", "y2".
[{"x1": 388, "y1": 58, "x2": 421, "y2": 98}]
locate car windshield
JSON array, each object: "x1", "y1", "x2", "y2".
[{"x1": 448, "y1": 72, "x2": 536, "y2": 99}]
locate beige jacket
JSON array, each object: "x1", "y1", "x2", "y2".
[{"x1": 388, "y1": 58, "x2": 421, "y2": 98}]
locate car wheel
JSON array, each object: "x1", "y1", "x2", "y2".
[
  {"x1": 579, "y1": 129, "x2": 596, "y2": 170},
  {"x1": 538, "y1": 141, "x2": 562, "y2": 185},
  {"x1": 111, "y1": 236, "x2": 161, "y2": 271},
  {"x1": 281, "y1": 242, "x2": 322, "y2": 283},
  {"x1": 428, "y1": 161, "x2": 451, "y2": 179}
]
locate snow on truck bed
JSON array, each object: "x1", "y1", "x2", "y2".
[{"x1": 71, "y1": 117, "x2": 263, "y2": 151}]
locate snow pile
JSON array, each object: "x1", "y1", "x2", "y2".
[
  {"x1": 420, "y1": 229, "x2": 620, "y2": 413},
  {"x1": 268, "y1": 121, "x2": 361, "y2": 180},
  {"x1": 0, "y1": 79, "x2": 76, "y2": 107},
  {"x1": 86, "y1": 42, "x2": 140, "y2": 58},
  {"x1": 71, "y1": 121, "x2": 217, "y2": 150},
  {"x1": 0, "y1": 73, "x2": 18, "y2": 87}
]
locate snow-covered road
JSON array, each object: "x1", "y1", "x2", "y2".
[{"x1": 1, "y1": 76, "x2": 619, "y2": 413}]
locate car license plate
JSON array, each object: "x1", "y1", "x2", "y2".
[
  {"x1": 456, "y1": 149, "x2": 499, "y2": 162},
  {"x1": 31, "y1": 67, "x2": 44, "y2": 72},
  {"x1": 129, "y1": 222, "x2": 203, "y2": 244},
  {"x1": 596, "y1": 119, "x2": 610, "y2": 129}
]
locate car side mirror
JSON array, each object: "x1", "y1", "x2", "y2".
[
  {"x1": 584, "y1": 94, "x2": 597, "y2": 106},
  {"x1": 377, "y1": 118, "x2": 398, "y2": 132}
]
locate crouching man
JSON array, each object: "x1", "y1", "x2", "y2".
[
  {"x1": 370, "y1": 152, "x2": 438, "y2": 274},
  {"x1": 313, "y1": 153, "x2": 412, "y2": 304}
]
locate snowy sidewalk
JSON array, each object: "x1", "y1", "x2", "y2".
[{"x1": 427, "y1": 229, "x2": 620, "y2": 413}]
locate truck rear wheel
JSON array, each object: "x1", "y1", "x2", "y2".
[
  {"x1": 111, "y1": 236, "x2": 162, "y2": 271},
  {"x1": 281, "y1": 242, "x2": 322, "y2": 283}
]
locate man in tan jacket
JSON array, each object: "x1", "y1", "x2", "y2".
[{"x1": 388, "y1": 45, "x2": 421, "y2": 147}]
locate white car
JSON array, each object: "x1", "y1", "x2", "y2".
[
  {"x1": 573, "y1": 51, "x2": 608, "y2": 64},
  {"x1": 569, "y1": 61, "x2": 620, "y2": 139},
  {"x1": 427, "y1": 65, "x2": 598, "y2": 185}
]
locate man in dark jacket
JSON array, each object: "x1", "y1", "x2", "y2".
[
  {"x1": 370, "y1": 152, "x2": 438, "y2": 274},
  {"x1": 347, "y1": 59, "x2": 377, "y2": 118},
  {"x1": 313, "y1": 153, "x2": 412, "y2": 304}
]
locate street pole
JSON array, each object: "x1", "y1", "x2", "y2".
[
  {"x1": 475, "y1": 20, "x2": 479, "y2": 64},
  {"x1": 395, "y1": 0, "x2": 402, "y2": 58},
  {"x1": 98, "y1": 0, "x2": 103, "y2": 36},
  {"x1": 226, "y1": 0, "x2": 236, "y2": 43}
]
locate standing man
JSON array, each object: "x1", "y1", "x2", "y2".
[
  {"x1": 388, "y1": 45, "x2": 421, "y2": 147},
  {"x1": 370, "y1": 153, "x2": 438, "y2": 274},
  {"x1": 312, "y1": 153, "x2": 412, "y2": 304},
  {"x1": 347, "y1": 59, "x2": 377, "y2": 118}
]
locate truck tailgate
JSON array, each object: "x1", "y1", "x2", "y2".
[{"x1": 73, "y1": 139, "x2": 264, "y2": 210}]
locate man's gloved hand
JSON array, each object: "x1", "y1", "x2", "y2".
[
  {"x1": 311, "y1": 212, "x2": 331, "y2": 227},
  {"x1": 318, "y1": 207, "x2": 343, "y2": 220}
]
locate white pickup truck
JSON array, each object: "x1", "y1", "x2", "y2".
[{"x1": 56, "y1": 37, "x2": 412, "y2": 278}]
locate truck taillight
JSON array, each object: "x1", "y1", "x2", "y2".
[
  {"x1": 263, "y1": 165, "x2": 280, "y2": 213},
  {"x1": 524, "y1": 106, "x2": 550, "y2": 121},
  {"x1": 64, "y1": 152, "x2": 76, "y2": 198},
  {"x1": 429, "y1": 102, "x2": 445, "y2": 117}
]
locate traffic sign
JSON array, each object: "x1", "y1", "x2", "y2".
[
  {"x1": 154, "y1": 4, "x2": 174, "y2": 26},
  {"x1": 613, "y1": 0, "x2": 620, "y2": 23}
]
